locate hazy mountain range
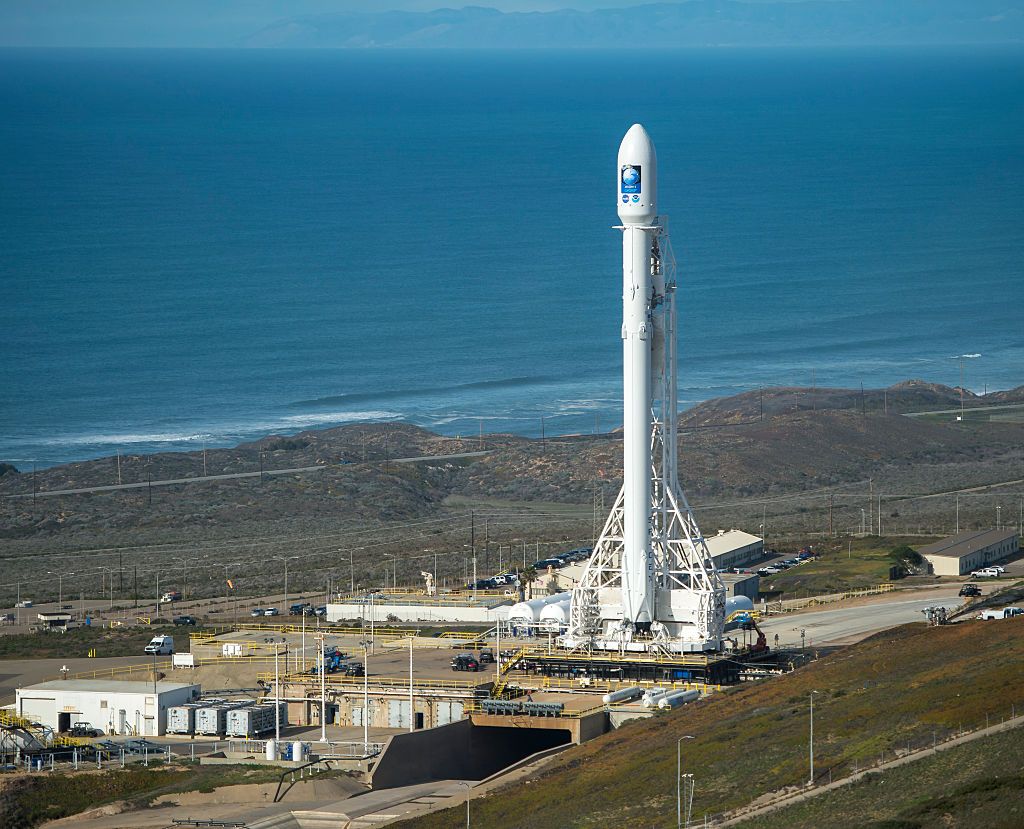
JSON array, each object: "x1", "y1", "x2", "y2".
[{"x1": 2, "y1": 1, "x2": 1022, "y2": 48}]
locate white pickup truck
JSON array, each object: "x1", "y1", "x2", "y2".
[
  {"x1": 970, "y1": 568, "x2": 1001, "y2": 578},
  {"x1": 978, "y1": 607, "x2": 1023, "y2": 621}
]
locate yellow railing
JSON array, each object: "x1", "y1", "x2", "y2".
[{"x1": 261, "y1": 671, "x2": 484, "y2": 691}]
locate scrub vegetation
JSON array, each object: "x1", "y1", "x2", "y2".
[
  {"x1": 733, "y1": 728, "x2": 1024, "y2": 829},
  {"x1": 393, "y1": 617, "x2": 1024, "y2": 829},
  {"x1": 0, "y1": 763, "x2": 283, "y2": 829},
  {"x1": 0, "y1": 624, "x2": 210, "y2": 660}
]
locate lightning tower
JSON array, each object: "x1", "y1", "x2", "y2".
[{"x1": 560, "y1": 125, "x2": 726, "y2": 654}]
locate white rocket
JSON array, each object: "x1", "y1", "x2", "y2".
[
  {"x1": 560, "y1": 124, "x2": 726, "y2": 653},
  {"x1": 617, "y1": 124, "x2": 658, "y2": 626}
]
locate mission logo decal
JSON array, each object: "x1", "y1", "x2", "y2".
[{"x1": 620, "y1": 164, "x2": 641, "y2": 195}]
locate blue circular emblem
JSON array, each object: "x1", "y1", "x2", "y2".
[
  {"x1": 622, "y1": 167, "x2": 639, "y2": 186},
  {"x1": 631, "y1": 194, "x2": 640, "y2": 202},
  {"x1": 621, "y1": 194, "x2": 629, "y2": 203}
]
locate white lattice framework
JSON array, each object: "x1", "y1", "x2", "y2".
[{"x1": 561, "y1": 221, "x2": 726, "y2": 654}]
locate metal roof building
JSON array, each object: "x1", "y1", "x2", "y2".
[
  {"x1": 15, "y1": 679, "x2": 200, "y2": 737},
  {"x1": 917, "y1": 529, "x2": 1020, "y2": 576},
  {"x1": 705, "y1": 530, "x2": 764, "y2": 571}
]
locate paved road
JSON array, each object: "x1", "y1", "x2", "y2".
[
  {"x1": 759, "y1": 592, "x2": 963, "y2": 647},
  {"x1": 4, "y1": 451, "x2": 491, "y2": 499}
]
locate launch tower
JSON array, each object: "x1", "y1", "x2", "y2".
[{"x1": 559, "y1": 125, "x2": 726, "y2": 654}]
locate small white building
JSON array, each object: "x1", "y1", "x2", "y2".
[{"x1": 15, "y1": 679, "x2": 200, "y2": 737}]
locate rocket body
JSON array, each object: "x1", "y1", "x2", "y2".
[{"x1": 617, "y1": 124, "x2": 658, "y2": 626}]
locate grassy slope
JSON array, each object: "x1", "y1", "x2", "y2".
[
  {"x1": 757, "y1": 536, "x2": 911, "y2": 596},
  {"x1": 734, "y1": 727, "x2": 1024, "y2": 829},
  {"x1": 394, "y1": 618, "x2": 1024, "y2": 829}
]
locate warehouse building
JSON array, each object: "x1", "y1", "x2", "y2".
[
  {"x1": 15, "y1": 679, "x2": 200, "y2": 737},
  {"x1": 917, "y1": 529, "x2": 1020, "y2": 577},
  {"x1": 705, "y1": 530, "x2": 765, "y2": 570}
]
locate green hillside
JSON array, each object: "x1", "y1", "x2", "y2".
[{"x1": 395, "y1": 618, "x2": 1024, "y2": 828}]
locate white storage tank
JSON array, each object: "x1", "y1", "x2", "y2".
[
  {"x1": 266, "y1": 739, "x2": 278, "y2": 761},
  {"x1": 292, "y1": 741, "x2": 306, "y2": 762},
  {"x1": 602, "y1": 686, "x2": 643, "y2": 705},
  {"x1": 725, "y1": 595, "x2": 754, "y2": 618},
  {"x1": 508, "y1": 592, "x2": 571, "y2": 628},
  {"x1": 658, "y1": 689, "x2": 700, "y2": 709},
  {"x1": 538, "y1": 600, "x2": 571, "y2": 632}
]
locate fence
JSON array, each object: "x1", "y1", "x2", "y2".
[{"x1": 685, "y1": 701, "x2": 1024, "y2": 828}]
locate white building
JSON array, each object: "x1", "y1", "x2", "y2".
[
  {"x1": 917, "y1": 529, "x2": 1019, "y2": 577},
  {"x1": 705, "y1": 530, "x2": 764, "y2": 571},
  {"x1": 15, "y1": 679, "x2": 200, "y2": 737}
]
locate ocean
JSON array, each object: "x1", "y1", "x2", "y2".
[{"x1": 1, "y1": 47, "x2": 1022, "y2": 468}]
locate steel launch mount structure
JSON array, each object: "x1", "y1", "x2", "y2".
[{"x1": 559, "y1": 125, "x2": 727, "y2": 656}]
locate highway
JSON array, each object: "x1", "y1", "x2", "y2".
[
  {"x1": 759, "y1": 591, "x2": 964, "y2": 647},
  {"x1": 4, "y1": 451, "x2": 490, "y2": 499}
]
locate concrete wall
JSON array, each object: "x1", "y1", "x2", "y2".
[
  {"x1": 369, "y1": 718, "x2": 570, "y2": 789},
  {"x1": 326, "y1": 603, "x2": 510, "y2": 623}
]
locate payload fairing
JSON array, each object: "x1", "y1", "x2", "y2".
[{"x1": 560, "y1": 125, "x2": 726, "y2": 654}]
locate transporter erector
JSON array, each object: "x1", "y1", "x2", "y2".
[{"x1": 559, "y1": 125, "x2": 727, "y2": 654}]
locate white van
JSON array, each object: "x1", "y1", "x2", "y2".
[{"x1": 144, "y1": 635, "x2": 175, "y2": 655}]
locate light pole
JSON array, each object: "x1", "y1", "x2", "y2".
[
  {"x1": 274, "y1": 556, "x2": 297, "y2": 615},
  {"x1": 677, "y1": 735, "x2": 694, "y2": 829},
  {"x1": 99, "y1": 567, "x2": 115, "y2": 610},
  {"x1": 809, "y1": 690, "x2": 819, "y2": 785},
  {"x1": 46, "y1": 571, "x2": 72, "y2": 609},
  {"x1": 996, "y1": 505, "x2": 1001, "y2": 530},
  {"x1": 456, "y1": 781, "x2": 472, "y2": 828}
]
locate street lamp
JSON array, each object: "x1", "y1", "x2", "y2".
[
  {"x1": 809, "y1": 690, "x2": 819, "y2": 785},
  {"x1": 46, "y1": 571, "x2": 72, "y2": 609},
  {"x1": 456, "y1": 781, "x2": 472, "y2": 828},
  {"x1": 677, "y1": 735, "x2": 694, "y2": 829},
  {"x1": 274, "y1": 556, "x2": 298, "y2": 615}
]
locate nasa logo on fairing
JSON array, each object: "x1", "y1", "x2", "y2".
[{"x1": 620, "y1": 164, "x2": 641, "y2": 194}]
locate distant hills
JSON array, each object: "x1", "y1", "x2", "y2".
[
  {"x1": 2, "y1": 1, "x2": 1022, "y2": 48},
  {"x1": 244, "y1": 2, "x2": 1024, "y2": 49}
]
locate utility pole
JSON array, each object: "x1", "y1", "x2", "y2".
[
  {"x1": 956, "y1": 494, "x2": 960, "y2": 534},
  {"x1": 809, "y1": 691, "x2": 818, "y2": 785},
  {"x1": 540, "y1": 415, "x2": 546, "y2": 452},
  {"x1": 116, "y1": 450, "x2": 122, "y2": 485},
  {"x1": 828, "y1": 494, "x2": 833, "y2": 537},
  {"x1": 868, "y1": 479, "x2": 873, "y2": 535}
]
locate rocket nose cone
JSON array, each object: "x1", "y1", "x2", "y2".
[
  {"x1": 619, "y1": 123, "x2": 654, "y2": 157},
  {"x1": 617, "y1": 124, "x2": 657, "y2": 222}
]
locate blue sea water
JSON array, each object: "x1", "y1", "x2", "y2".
[{"x1": 1, "y1": 47, "x2": 1023, "y2": 468}]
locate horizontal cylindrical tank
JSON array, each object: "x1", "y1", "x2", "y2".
[
  {"x1": 602, "y1": 686, "x2": 644, "y2": 705},
  {"x1": 658, "y1": 689, "x2": 700, "y2": 709},
  {"x1": 642, "y1": 688, "x2": 671, "y2": 708},
  {"x1": 538, "y1": 600, "x2": 571, "y2": 631},
  {"x1": 508, "y1": 592, "x2": 571, "y2": 625}
]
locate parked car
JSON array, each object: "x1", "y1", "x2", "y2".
[
  {"x1": 263, "y1": 607, "x2": 280, "y2": 617},
  {"x1": 451, "y1": 654, "x2": 480, "y2": 672},
  {"x1": 314, "y1": 606, "x2": 327, "y2": 617},
  {"x1": 533, "y1": 558, "x2": 563, "y2": 570},
  {"x1": 15, "y1": 600, "x2": 32, "y2": 608},
  {"x1": 172, "y1": 615, "x2": 197, "y2": 626},
  {"x1": 478, "y1": 648, "x2": 495, "y2": 664},
  {"x1": 342, "y1": 662, "x2": 365, "y2": 677},
  {"x1": 970, "y1": 568, "x2": 1001, "y2": 578},
  {"x1": 69, "y1": 722, "x2": 102, "y2": 738},
  {"x1": 990, "y1": 565, "x2": 1006, "y2": 573},
  {"x1": 289, "y1": 603, "x2": 311, "y2": 616},
  {"x1": 959, "y1": 584, "x2": 982, "y2": 597},
  {"x1": 250, "y1": 608, "x2": 264, "y2": 617}
]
